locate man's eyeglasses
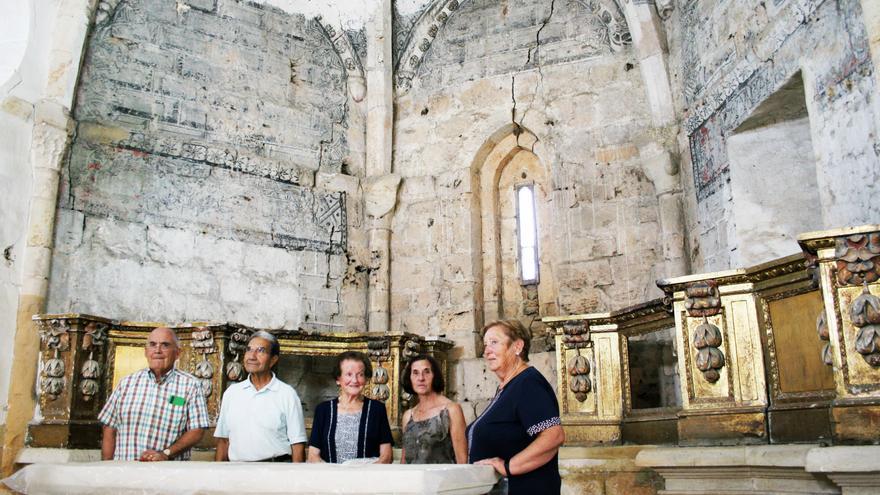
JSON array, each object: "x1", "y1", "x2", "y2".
[
  {"x1": 245, "y1": 346, "x2": 270, "y2": 355},
  {"x1": 147, "y1": 342, "x2": 175, "y2": 350}
]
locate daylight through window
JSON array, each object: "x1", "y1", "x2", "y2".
[{"x1": 516, "y1": 184, "x2": 539, "y2": 284}]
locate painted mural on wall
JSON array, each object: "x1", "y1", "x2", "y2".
[
  {"x1": 70, "y1": 0, "x2": 349, "y2": 253},
  {"x1": 672, "y1": 0, "x2": 879, "y2": 271},
  {"x1": 47, "y1": 0, "x2": 357, "y2": 329}
]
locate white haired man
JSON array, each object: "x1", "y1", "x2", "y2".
[
  {"x1": 214, "y1": 330, "x2": 307, "y2": 462},
  {"x1": 99, "y1": 327, "x2": 209, "y2": 461}
]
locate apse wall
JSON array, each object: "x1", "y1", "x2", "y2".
[
  {"x1": 666, "y1": 0, "x2": 880, "y2": 271},
  {"x1": 46, "y1": 0, "x2": 368, "y2": 330},
  {"x1": 391, "y1": 0, "x2": 665, "y2": 353}
]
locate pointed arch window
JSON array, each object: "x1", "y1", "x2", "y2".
[{"x1": 515, "y1": 183, "x2": 539, "y2": 285}]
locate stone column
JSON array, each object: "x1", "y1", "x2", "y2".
[
  {"x1": 642, "y1": 144, "x2": 688, "y2": 278},
  {"x1": 1, "y1": 0, "x2": 95, "y2": 476},
  {"x1": 620, "y1": 3, "x2": 689, "y2": 278},
  {"x1": 620, "y1": 1, "x2": 675, "y2": 126},
  {"x1": 1, "y1": 102, "x2": 74, "y2": 475},
  {"x1": 364, "y1": 0, "x2": 399, "y2": 332},
  {"x1": 365, "y1": 176, "x2": 400, "y2": 332}
]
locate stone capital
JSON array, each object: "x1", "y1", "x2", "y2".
[{"x1": 364, "y1": 174, "x2": 401, "y2": 219}]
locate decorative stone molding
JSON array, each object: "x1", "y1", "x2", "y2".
[
  {"x1": 365, "y1": 175, "x2": 401, "y2": 220},
  {"x1": 94, "y1": 0, "x2": 122, "y2": 27},
  {"x1": 315, "y1": 18, "x2": 366, "y2": 102},
  {"x1": 850, "y1": 286, "x2": 880, "y2": 367},
  {"x1": 654, "y1": 0, "x2": 674, "y2": 20},
  {"x1": 577, "y1": 0, "x2": 632, "y2": 51},
  {"x1": 683, "y1": 0, "x2": 828, "y2": 135},
  {"x1": 395, "y1": 0, "x2": 631, "y2": 94},
  {"x1": 834, "y1": 233, "x2": 880, "y2": 286}
]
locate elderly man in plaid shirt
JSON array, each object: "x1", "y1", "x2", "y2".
[{"x1": 99, "y1": 327, "x2": 210, "y2": 461}]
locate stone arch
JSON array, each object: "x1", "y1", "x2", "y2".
[
  {"x1": 315, "y1": 18, "x2": 366, "y2": 102},
  {"x1": 468, "y1": 124, "x2": 558, "y2": 341},
  {"x1": 395, "y1": 0, "x2": 631, "y2": 94}
]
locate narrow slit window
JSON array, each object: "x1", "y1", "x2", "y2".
[{"x1": 516, "y1": 184, "x2": 539, "y2": 284}]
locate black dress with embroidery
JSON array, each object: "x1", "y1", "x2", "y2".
[{"x1": 466, "y1": 367, "x2": 562, "y2": 494}]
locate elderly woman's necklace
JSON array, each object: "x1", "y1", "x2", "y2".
[{"x1": 498, "y1": 360, "x2": 528, "y2": 391}]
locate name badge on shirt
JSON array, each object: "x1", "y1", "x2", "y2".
[{"x1": 169, "y1": 395, "x2": 186, "y2": 406}]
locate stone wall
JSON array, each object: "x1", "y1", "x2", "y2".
[
  {"x1": 667, "y1": 0, "x2": 880, "y2": 271},
  {"x1": 47, "y1": 0, "x2": 366, "y2": 330},
  {"x1": 391, "y1": 0, "x2": 664, "y2": 359}
]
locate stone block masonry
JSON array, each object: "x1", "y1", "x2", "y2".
[
  {"x1": 47, "y1": 0, "x2": 361, "y2": 330},
  {"x1": 670, "y1": 0, "x2": 880, "y2": 271}
]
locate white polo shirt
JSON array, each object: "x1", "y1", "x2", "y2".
[{"x1": 214, "y1": 374, "x2": 307, "y2": 461}]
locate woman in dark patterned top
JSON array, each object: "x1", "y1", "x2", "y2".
[
  {"x1": 307, "y1": 351, "x2": 393, "y2": 464},
  {"x1": 467, "y1": 320, "x2": 565, "y2": 494},
  {"x1": 400, "y1": 355, "x2": 467, "y2": 464}
]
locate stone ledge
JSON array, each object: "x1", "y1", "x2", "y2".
[{"x1": 636, "y1": 445, "x2": 841, "y2": 494}]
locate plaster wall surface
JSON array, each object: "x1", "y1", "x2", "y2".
[
  {"x1": 46, "y1": 0, "x2": 367, "y2": 330},
  {"x1": 0, "y1": 0, "x2": 63, "y2": 438},
  {"x1": 727, "y1": 117, "x2": 822, "y2": 267},
  {"x1": 0, "y1": 0, "x2": 30, "y2": 92},
  {"x1": 391, "y1": 0, "x2": 664, "y2": 354},
  {"x1": 0, "y1": 107, "x2": 33, "y2": 429},
  {"x1": 667, "y1": 0, "x2": 880, "y2": 271}
]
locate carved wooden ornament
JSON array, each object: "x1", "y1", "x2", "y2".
[
  {"x1": 835, "y1": 233, "x2": 880, "y2": 286},
  {"x1": 693, "y1": 317, "x2": 725, "y2": 383},
  {"x1": 567, "y1": 354, "x2": 592, "y2": 402},
  {"x1": 850, "y1": 286, "x2": 880, "y2": 367}
]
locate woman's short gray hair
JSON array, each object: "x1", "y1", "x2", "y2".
[{"x1": 248, "y1": 330, "x2": 280, "y2": 357}]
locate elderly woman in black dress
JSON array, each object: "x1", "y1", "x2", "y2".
[
  {"x1": 468, "y1": 320, "x2": 565, "y2": 494},
  {"x1": 399, "y1": 355, "x2": 467, "y2": 464},
  {"x1": 307, "y1": 351, "x2": 393, "y2": 464}
]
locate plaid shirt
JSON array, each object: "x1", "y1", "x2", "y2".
[{"x1": 98, "y1": 368, "x2": 210, "y2": 460}]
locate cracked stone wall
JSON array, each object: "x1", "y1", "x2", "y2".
[
  {"x1": 666, "y1": 0, "x2": 880, "y2": 271},
  {"x1": 47, "y1": 0, "x2": 367, "y2": 330},
  {"x1": 391, "y1": 0, "x2": 663, "y2": 409}
]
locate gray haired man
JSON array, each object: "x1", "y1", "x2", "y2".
[{"x1": 214, "y1": 331, "x2": 307, "y2": 461}]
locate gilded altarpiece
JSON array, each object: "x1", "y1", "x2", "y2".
[
  {"x1": 544, "y1": 300, "x2": 677, "y2": 445},
  {"x1": 29, "y1": 314, "x2": 452, "y2": 449},
  {"x1": 799, "y1": 226, "x2": 880, "y2": 443}
]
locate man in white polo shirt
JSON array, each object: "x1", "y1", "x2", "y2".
[{"x1": 214, "y1": 330, "x2": 307, "y2": 462}]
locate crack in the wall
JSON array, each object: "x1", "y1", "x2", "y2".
[
  {"x1": 324, "y1": 224, "x2": 336, "y2": 289},
  {"x1": 511, "y1": 0, "x2": 555, "y2": 149}
]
